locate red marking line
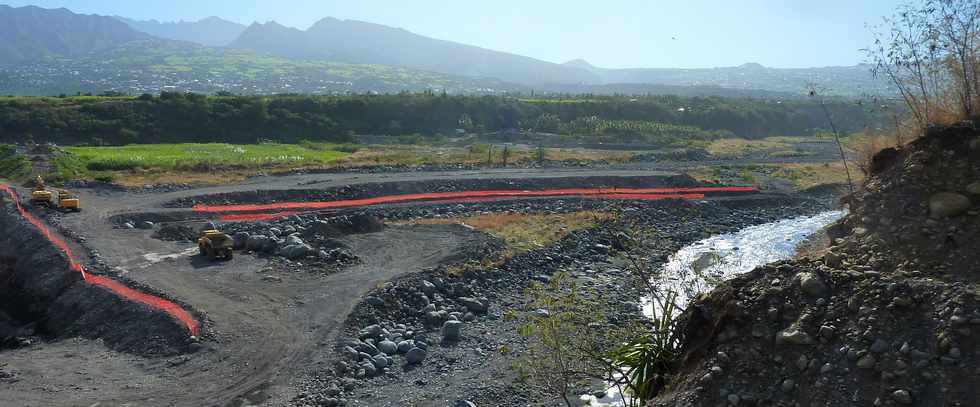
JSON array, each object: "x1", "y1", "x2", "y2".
[
  {"x1": 198, "y1": 186, "x2": 755, "y2": 214},
  {"x1": 0, "y1": 185, "x2": 199, "y2": 336}
]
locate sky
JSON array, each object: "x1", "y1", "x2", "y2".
[{"x1": 5, "y1": 0, "x2": 907, "y2": 69}]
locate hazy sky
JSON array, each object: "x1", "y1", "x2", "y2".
[{"x1": 6, "y1": 0, "x2": 906, "y2": 68}]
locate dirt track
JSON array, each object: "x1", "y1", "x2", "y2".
[{"x1": 0, "y1": 167, "x2": 801, "y2": 406}]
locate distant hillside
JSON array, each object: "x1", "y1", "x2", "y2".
[
  {"x1": 0, "y1": 39, "x2": 523, "y2": 95},
  {"x1": 116, "y1": 16, "x2": 246, "y2": 47},
  {"x1": 228, "y1": 17, "x2": 600, "y2": 86},
  {"x1": 563, "y1": 60, "x2": 892, "y2": 97},
  {"x1": 0, "y1": 5, "x2": 148, "y2": 65}
]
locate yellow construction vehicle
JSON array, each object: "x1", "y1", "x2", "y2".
[
  {"x1": 56, "y1": 190, "x2": 80, "y2": 212},
  {"x1": 31, "y1": 175, "x2": 53, "y2": 207},
  {"x1": 198, "y1": 229, "x2": 234, "y2": 260},
  {"x1": 29, "y1": 176, "x2": 81, "y2": 211}
]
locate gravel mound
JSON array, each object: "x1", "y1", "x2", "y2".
[{"x1": 655, "y1": 124, "x2": 980, "y2": 406}]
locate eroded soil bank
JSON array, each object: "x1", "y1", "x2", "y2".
[{"x1": 0, "y1": 199, "x2": 193, "y2": 356}]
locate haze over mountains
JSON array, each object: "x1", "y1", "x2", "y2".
[
  {"x1": 114, "y1": 16, "x2": 246, "y2": 47},
  {"x1": 0, "y1": 4, "x2": 893, "y2": 97}
]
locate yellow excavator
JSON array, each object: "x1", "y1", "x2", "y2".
[
  {"x1": 31, "y1": 175, "x2": 53, "y2": 206},
  {"x1": 30, "y1": 176, "x2": 81, "y2": 212}
]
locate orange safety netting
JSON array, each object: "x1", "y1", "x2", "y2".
[
  {"x1": 198, "y1": 186, "x2": 755, "y2": 214},
  {"x1": 0, "y1": 184, "x2": 199, "y2": 336}
]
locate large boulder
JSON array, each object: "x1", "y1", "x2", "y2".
[
  {"x1": 279, "y1": 244, "x2": 313, "y2": 259},
  {"x1": 246, "y1": 235, "x2": 276, "y2": 253},
  {"x1": 456, "y1": 297, "x2": 488, "y2": 314},
  {"x1": 377, "y1": 340, "x2": 398, "y2": 355},
  {"x1": 441, "y1": 320, "x2": 463, "y2": 342},
  {"x1": 929, "y1": 192, "x2": 972, "y2": 218},
  {"x1": 799, "y1": 272, "x2": 829, "y2": 298},
  {"x1": 284, "y1": 234, "x2": 305, "y2": 246},
  {"x1": 405, "y1": 347, "x2": 427, "y2": 364}
]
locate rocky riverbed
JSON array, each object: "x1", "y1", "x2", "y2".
[{"x1": 285, "y1": 192, "x2": 836, "y2": 407}]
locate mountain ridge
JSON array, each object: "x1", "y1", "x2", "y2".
[
  {"x1": 0, "y1": 4, "x2": 148, "y2": 65},
  {"x1": 228, "y1": 16, "x2": 601, "y2": 85},
  {"x1": 115, "y1": 15, "x2": 246, "y2": 46}
]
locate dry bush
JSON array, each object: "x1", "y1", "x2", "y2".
[
  {"x1": 850, "y1": 129, "x2": 902, "y2": 175},
  {"x1": 868, "y1": 0, "x2": 980, "y2": 126}
]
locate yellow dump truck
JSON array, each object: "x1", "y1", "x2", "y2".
[
  {"x1": 56, "y1": 190, "x2": 80, "y2": 212},
  {"x1": 198, "y1": 229, "x2": 234, "y2": 260}
]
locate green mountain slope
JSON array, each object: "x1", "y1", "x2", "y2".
[
  {"x1": 0, "y1": 5, "x2": 148, "y2": 65},
  {"x1": 0, "y1": 40, "x2": 523, "y2": 95}
]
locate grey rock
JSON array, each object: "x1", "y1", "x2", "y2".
[
  {"x1": 424, "y1": 311, "x2": 444, "y2": 327},
  {"x1": 396, "y1": 340, "x2": 414, "y2": 354},
  {"x1": 929, "y1": 192, "x2": 972, "y2": 218},
  {"x1": 870, "y1": 339, "x2": 889, "y2": 353},
  {"x1": 727, "y1": 394, "x2": 740, "y2": 405},
  {"x1": 776, "y1": 325, "x2": 814, "y2": 345},
  {"x1": 360, "y1": 361, "x2": 377, "y2": 377},
  {"x1": 359, "y1": 324, "x2": 383, "y2": 339},
  {"x1": 371, "y1": 354, "x2": 388, "y2": 369},
  {"x1": 823, "y1": 251, "x2": 842, "y2": 268},
  {"x1": 457, "y1": 297, "x2": 488, "y2": 314},
  {"x1": 342, "y1": 346, "x2": 358, "y2": 361},
  {"x1": 378, "y1": 340, "x2": 398, "y2": 355},
  {"x1": 365, "y1": 297, "x2": 385, "y2": 307},
  {"x1": 966, "y1": 181, "x2": 980, "y2": 196},
  {"x1": 892, "y1": 389, "x2": 912, "y2": 404},
  {"x1": 421, "y1": 280, "x2": 437, "y2": 296},
  {"x1": 780, "y1": 379, "x2": 795, "y2": 392},
  {"x1": 355, "y1": 341, "x2": 379, "y2": 356},
  {"x1": 246, "y1": 235, "x2": 276, "y2": 252},
  {"x1": 285, "y1": 234, "x2": 305, "y2": 246},
  {"x1": 818, "y1": 325, "x2": 836, "y2": 339},
  {"x1": 279, "y1": 243, "x2": 313, "y2": 259},
  {"x1": 441, "y1": 320, "x2": 463, "y2": 341},
  {"x1": 856, "y1": 354, "x2": 877, "y2": 369},
  {"x1": 405, "y1": 347, "x2": 427, "y2": 364},
  {"x1": 454, "y1": 401, "x2": 476, "y2": 407},
  {"x1": 137, "y1": 220, "x2": 154, "y2": 230},
  {"x1": 799, "y1": 272, "x2": 829, "y2": 297}
]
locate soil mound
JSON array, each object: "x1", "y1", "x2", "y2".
[
  {"x1": 655, "y1": 124, "x2": 980, "y2": 406},
  {"x1": 0, "y1": 201, "x2": 194, "y2": 356}
]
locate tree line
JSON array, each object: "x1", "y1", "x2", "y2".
[{"x1": 0, "y1": 92, "x2": 887, "y2": 145}]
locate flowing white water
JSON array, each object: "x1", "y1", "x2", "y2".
[{"x1": 585, "y1": 210, "x2": 845, "y2": 406}]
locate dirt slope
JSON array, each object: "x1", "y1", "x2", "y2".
[{"x1": 654, "y1": 124, "x2": 980, "y2": 406}]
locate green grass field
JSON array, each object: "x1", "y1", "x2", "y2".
[
  {"x1": 64, "y1": 143, "x2": 350, "y2": 170},
  {"x1": 0, "y1": 144, "x2": 31, "y2": 180},
  {"x1": 51, "y1": 142, "x2": 351, "y2": 185}
]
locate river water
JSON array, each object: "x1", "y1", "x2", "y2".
[{"x1": 587, "y1": 210, "x2": 845, "y2": 406}]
